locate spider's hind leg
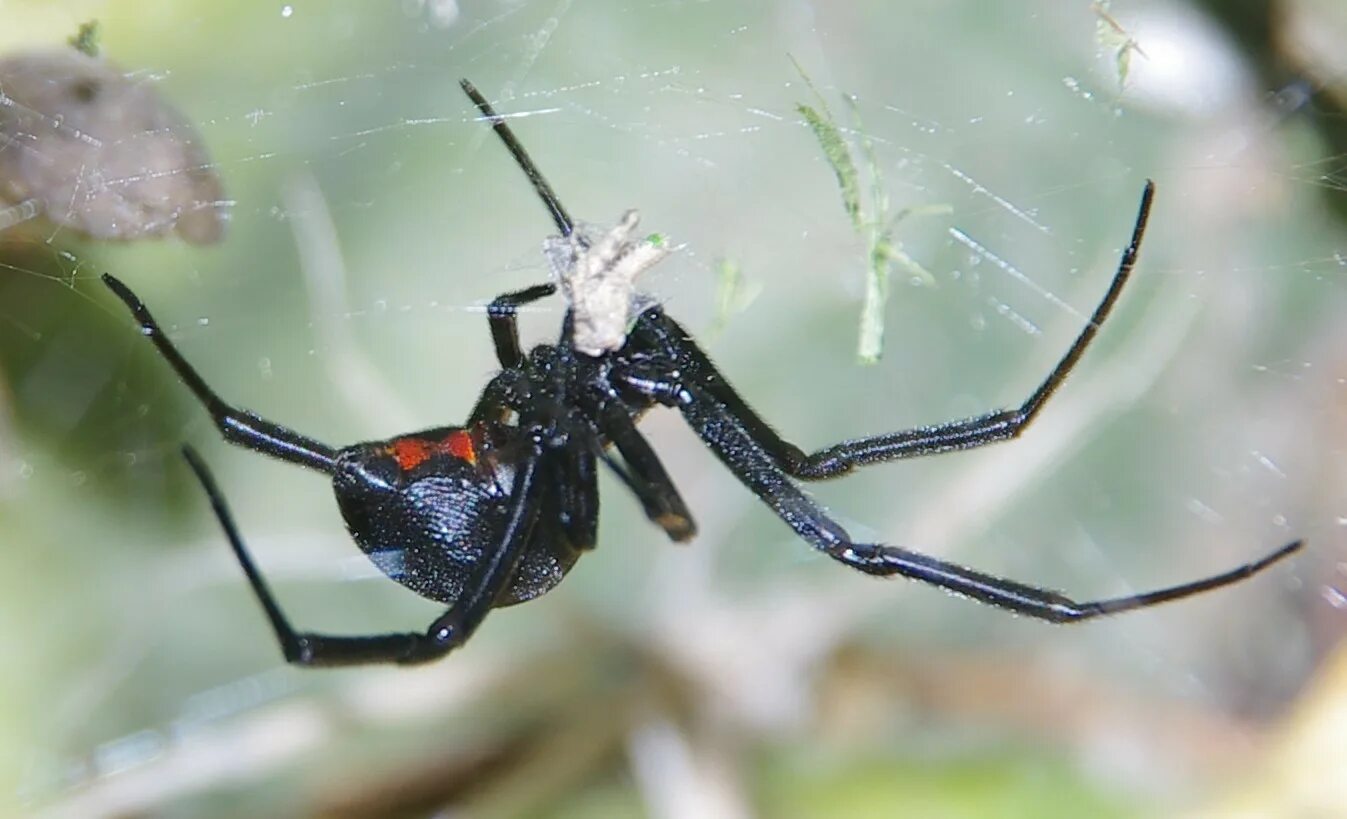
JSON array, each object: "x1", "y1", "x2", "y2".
[{"x1": 181, "y1": 445, "x2": 544, "y2": 665}]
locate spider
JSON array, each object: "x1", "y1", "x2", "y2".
[{"x1": 102, "y1": 80, "x2": 1301, "y2": 667}]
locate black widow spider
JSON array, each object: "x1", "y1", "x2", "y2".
[{"x1": 102, "y1": 80, "x2": 1301, "y2": 667}]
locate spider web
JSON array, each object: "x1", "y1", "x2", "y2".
[{"x1": 1, "y1": 1, "x2": 1342, "y2": 816}]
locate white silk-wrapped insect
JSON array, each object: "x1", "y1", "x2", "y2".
[{"x1": 544, "y1": 209, "x2": 669, "y2": 357}]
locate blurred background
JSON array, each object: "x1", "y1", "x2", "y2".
[{"x1": 1, "y1": 1, "x2": 1344, "y2": 816}]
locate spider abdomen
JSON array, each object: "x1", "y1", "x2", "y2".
[{"x1": 332, "y1": 438, "x2": 579, "y2": 607}]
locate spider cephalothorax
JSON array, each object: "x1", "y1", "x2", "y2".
[{"x1": 103, "y1": 79, "x2": 1300, "y2": 667}]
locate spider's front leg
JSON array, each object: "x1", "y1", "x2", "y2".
[
  {"x1": 629, "y1": 182, "x2": 1155, "y2": 481},
  {"x1": 103, "y1": 274, "x2": 339, "y2": 474},
  {"x1": 460, "y1": 79, "x2": 573, "y2": 237},
  {"x1": 182, "y1": 445, "x2": 544, "y2": 665},
  {"x1": 624, "y1": 374, "x2": 1300, "y2": 622},
  {"x1": 487, "y1": 283, "x2": 556, "y2": 369},
  {"x1": 791, "y1": 181, "x2": 1152, "y2": 477}
]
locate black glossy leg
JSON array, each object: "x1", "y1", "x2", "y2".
[
  {"x1": 467, "y1": 368, "x2": 595, "y2": 550},
  {"x1": 182, "y1": 445, "x2": 543, "y2": 666},
  {"x1": 634, "y1": 182, "x2": 1156, "y2": 481},
  {"x1": 104, "y1": 274, "x2": 338, "y2": 474},
  {"x1": 460, "y1": 79, "x2": 574, "y2": 237},
  {"x1": 552, "y1": 445, "x2": 600, "y2": 550},
  {"x1": 467, "y1": 369, "x2": 530, "y2": 426},
  {"x1": 462, "y1": 76, "x2": 574, "y2": 369},
  {"x1": 623, "y1": 309, "x2": 808, "y2": 464},
  {"x1": 670, "y1": 381, "x2": 1301, "y2": 622},
  {"x1": 844, "y1": 538, "x2": 1302, "y2": 620},
  {"x1": 488, "y1": 283, "x2": 556, "y2": 369},
  {"x1": 789, "y1": 181, "x2": 1155, "y2": 478},
  {"x1": 588, "y1": 399, "x2": 696, "y2": 542}
]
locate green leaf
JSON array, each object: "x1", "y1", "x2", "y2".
[
  {"x1": 68, "y1": 20, "x2": 101, "y2": 57},
  {"x1": 797, "y1": 102, "x2": 861, "y2": 229}
]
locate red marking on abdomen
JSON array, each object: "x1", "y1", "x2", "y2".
[
  {"x1": 444, "y1": 430, "x2": 477, "y2": 464},
  {"x1": 389, "y1": 438, "x2": 433, "y2": 471},
  {"x1": 387, "y1": 430, "x2": 477, "y2": 472}
]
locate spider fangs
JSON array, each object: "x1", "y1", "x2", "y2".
[{"x1": 101, "y1": 79, "x2": 1302, "y2": 666}]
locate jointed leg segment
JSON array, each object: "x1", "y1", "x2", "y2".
[
  {"x1": 104, "y1": 274, "x2": 338, "y2": 474},
  {"x1": 589, "y1": 400, "x2": 696, "y2": 542},
  {"x1": 488, "y1": 283, "x2": 556, "y2": 369},
  {"x1": 460, "y1": 79, "x2": 573, "y2": 237},
  {"x1": 635, "y1": 182, "x2": 1157, "y2": 481},
  {"x1": 835, "y1": 539, "x2": 1302, "y2": 622},
  {"x1": 788, "y1": 181, "x2": 1156, "y2": 478},
  {"x1": 663, "y1": 377, "x2": 1300, "y2": 622},
  {"x1": 182, "y1": 445, "x2": 544, "y2": 666}
]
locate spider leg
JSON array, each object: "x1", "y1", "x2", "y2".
[
  {"x1": 551, "y1": 444, "x2": 600, "y2": 550},
  {"x1": 624, "y1": 310, "x2": 808, "y2": 467},
  {"x1": 182, "y1": 444, "x2": 543, "y2": 665},
  {"x1": 467, "y1": 369, "x2": 530, "y2": 426},
  {"x1": 488, "y1": 283, "x2": 556, "y2": 369},
  {"x1": 662, "y1": 381, "x2": 1300, "y2": 622},
  {"x1": 836, "y1": 538, "x2": 1302, "y2": 621},
  {"x1": 790, "y1": 182, "x2": 1153, "y2": 477},
  {"x1": 588, "y1": 399, "x2": 696, "y2": 542},
  {"x1": 631, "y1": 182, "x2": 1155, "y2": 481},
  {"x1": 460, "y1": 79, "x2": 573, "y2": 237},
  {"x1": 104, "y1": 274, "x2": 338, "y2": 474}
]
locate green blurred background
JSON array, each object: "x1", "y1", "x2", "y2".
[{"x1": 1, "y1": 1, "x2": 1344, "y2": 816}]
